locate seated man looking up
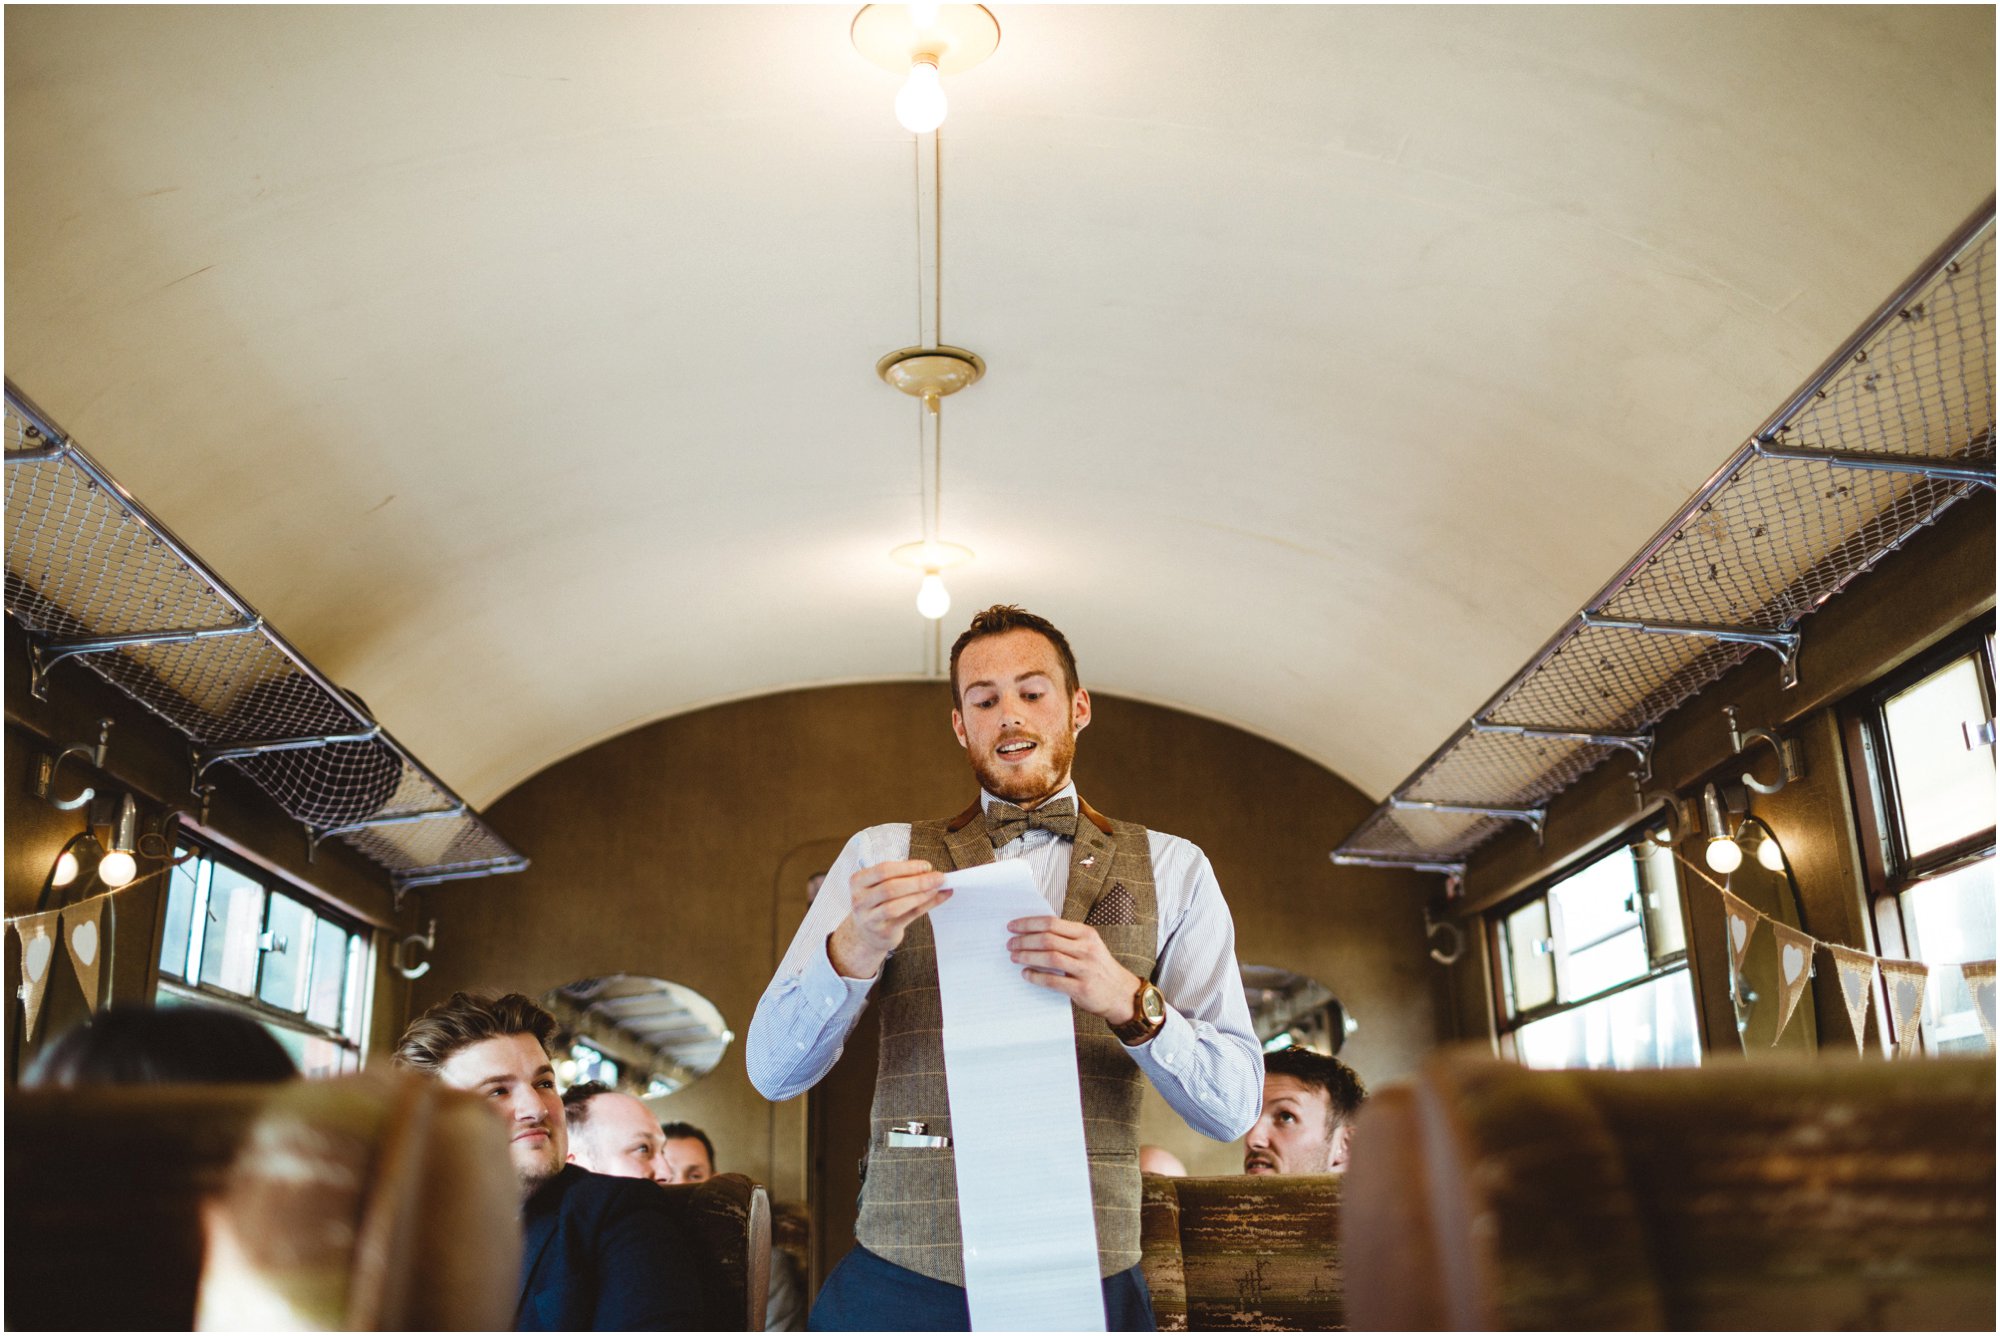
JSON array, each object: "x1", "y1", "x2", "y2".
[
  {"x1": 563, "y1": 1083, "x2": 672, "y2": 1185},
  {"x1": 658, "y1": 1121, "x2": 714, "y2": 1185},
  {"x1": 394, "y1": 992, "x2": 707, "y2": 1331},
  {"x1": 1243, "y1": 1047, "x2": 1366, "y2": 1176}
]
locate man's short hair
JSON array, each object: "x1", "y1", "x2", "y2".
[
  {"x1": 948, "y1": 605, "x2": 1081, "y2": 707},
  {"x1": 658, "y1": 1121, "x2": 715, "y2": 1165},
  {"x1": 392, "y1": 991, "x2": 557, "y2": 1076},
  {"x1": 561, "y1": 1080, "x2": 615, "y2": 1130},
  {"x1": 1263, "y1": 1047, "x2": 1367, "y2": 1126}
]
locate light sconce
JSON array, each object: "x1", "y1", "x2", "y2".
[
  {"x1": 852, "y1": 4, "x2": 1000, "y2": 135},
  {"x1": 1701, "y1": 782, "x2": 1742, "y2": 874},
  {"x1": 97, "y1": 793, "x2": 140, "y2": 888},
  {"x1": 1737, "y1": 816, "x2": 1788, "y2": 873}
]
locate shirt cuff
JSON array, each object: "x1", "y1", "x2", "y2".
[
  {"x1": 1125, "y1": 1001, "x2": 1195, "y2": 1072},
  {"x1": 805, "y1": 930, "x2": 878, "y2": 1014}
]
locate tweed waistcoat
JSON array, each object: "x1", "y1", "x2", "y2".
[{"x1": 854, "y1": 797, "x2": 1160, "y2": 1284}]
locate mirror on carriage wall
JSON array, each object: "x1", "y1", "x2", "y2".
[
  {"x1": 1240, "y1": 964, "x2": 1355, "y2": 1056},
  {"x1": 541, "y1": 975, "x2": 734, "y2": 1098},
  {"x1": 1716, "y1": 816, "x2": 1818, "y2": 1057}
]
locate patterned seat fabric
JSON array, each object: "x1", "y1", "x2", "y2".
[{"x1": 1140, "y1": 1173, "x2": 1345, "y2": 1332}]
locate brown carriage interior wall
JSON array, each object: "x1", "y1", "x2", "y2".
[
  {"x1": 1453, "y1": 493, "x2": 1995, "y2": 1054},
  {"x1": 407, "y1": 682, "x2": 1454, "y2": 1243},
  {"x1": 3, "y1": 621, "x2": 403, "y2": 1082}
]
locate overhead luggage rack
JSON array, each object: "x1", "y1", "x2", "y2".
[
  {"x1": 1335, "y1": 198, "x2": 1998, "y2": 890},
  {"x1": 4, "y1": 381, "x2": 528, "y2": 894}
]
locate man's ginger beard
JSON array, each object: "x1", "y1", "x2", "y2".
[{"x1": 968, "y1": 716, "x2": 1079, "y2": 806}]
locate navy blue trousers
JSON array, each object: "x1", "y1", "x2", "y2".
[{"x1": 809, "y1": 1245, "x2": 1157, "y2": 1332}]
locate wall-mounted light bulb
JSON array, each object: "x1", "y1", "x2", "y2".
[
  {"x1": 52, "y1": 848, "x2": 79, "y2": 888},
  {"x1": 99, "y1": 792, "x2": 140, "y2": 887},
  {"x1": 97, "y1": 848, "x2": 137, "y2": 888},
  {"x1": 895, "y1": 58, "x2": 947, "y2": 133},
  {"x1": 1705, "y1": 834, "x2": 1743, "y2": 875},
  {"x1": 1756, "y1": 830, "x2": 1786, "y2": 872},
  {"x1": 916, "y1": 568, "x2": 951, "y2": 619}
]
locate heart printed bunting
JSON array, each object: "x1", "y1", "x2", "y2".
[
  {"x1": 11, "y1": 911, "x2": 61, "y2": 1042},
  {"x1": 1879, "y1": 958, "x2": 1931, "y2": 1058},
  {"x1": 63, "y1": 896, "x2": 104, "y2": 1013},
  {"x1": 1719, "y1": 890, "x2": 1761, "y2": 974},
  {"x1": 1826, "y1": 944, "x2": 1879, "y2": 1055},
  {"x1": 1962, "y1": 961, "x2": 1997, "y2": 1047},
  {"x1": 1768, "y1": 921, "x2": 1816, "y2": 1045}
]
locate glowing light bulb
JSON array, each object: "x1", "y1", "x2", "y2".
[
  {"x1": 52, "y1": 849, "x2": 79, "y2": 888},
  {"x1": 1757, "y1": 833, "x2": 1785, "y2": 872},
  {"x1": 896, "y1": 58, "x2": 947, "y2": 133},
  {"x1": 916, "y1": 569, "x2": 951, "y2": 619},
  {"x1": 98, "y1": 849, "x2": 137, "y2": 888},
  {"x1": 1705, "y1": 835, "x2": 1743, "y2": 875}
]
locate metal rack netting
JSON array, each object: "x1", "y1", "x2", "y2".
[
  {"x1": 1335, "y1": 206, "x2": 1996, "y2": 881},
  {"x1": 1402, "y1": 730, "x2": 1622, "y2": 810},
  {"x1": 3, "y1": 389, "x2": 526, "y2": 891}
]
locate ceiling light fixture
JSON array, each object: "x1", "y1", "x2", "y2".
[
  {"x1": 857, "y1": 9, "x2": 999, "y2": 655},
  {"x1": 852, "y1": 4, "x2": 1000, "y2": 135}
]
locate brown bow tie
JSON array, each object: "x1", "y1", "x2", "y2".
[{"x1": 986, "y1": 797, "x2": 1079, "y2": 847}]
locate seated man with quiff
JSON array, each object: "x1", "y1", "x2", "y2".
[
  {"x1": 1243, "y1": 1046, "x2": 1367, "y2": 1176},
  {"x1": 394, "y1": 992, "x2": 708, "y2": 1331}
]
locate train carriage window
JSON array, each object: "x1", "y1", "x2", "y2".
[
  {"x1": 1493, "y1": 830, "x2": 1700, "y2": 1071},
  {"x1": 1848, "y1": 620, "x2": 1997, "y2": 1055},
  {"x1": 155, "y1": 838, "x2": 372, "y2": 1077}
]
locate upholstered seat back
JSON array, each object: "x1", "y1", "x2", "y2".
[
  {"x1": 661, "y1": 1172, "x2": 772, "y2": 1332},
  {"x1": 6, "y1": 1074, "x2": 520, "y2": 1331},
  {"x1": 1139, "y1": 1173, "x2": 1345, "y2": 1331},
  {"x1": 1341, "y1": 1050, "x2": 1997, "y2": 1331}
]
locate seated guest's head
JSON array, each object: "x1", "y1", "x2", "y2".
[
  {"x1": 1244, "y1": 1047, "x2": 1366, "y2": 1176},
  {"x1": 1138, "y1": 1144, "x2": 1188, "y2": 1176},
  {"x1": 563, "y1": 1083, "x2": 671, "y2": 1184},
  {"x1": 657, "y1": 1121, "x2": 715, "y2": 1184},
  {"x1": 393, "y1": 991, "x2": 564, "y2": 1196},
  {"x1": 28, "y1": 1003, "x2": 297, "y2": 1087}
]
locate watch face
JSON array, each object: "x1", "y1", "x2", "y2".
[{"x1": 1142, "y1": 984, "x2": 1166, "y2": 1023}]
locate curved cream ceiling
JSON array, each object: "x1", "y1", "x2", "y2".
[{"x1": 6, "y1": 6, "x2": 1993, "y2": 809}]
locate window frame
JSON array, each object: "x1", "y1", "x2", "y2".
[
  {"x1": 149, "y1": 834, "x2": 375, "y2": 1072},
  {"x1": 1487, "y1": 815, "x2": 1696, "y2": 1059},
  {"x1": 1840, "y1": 614, "x2": 1996, "y2": 1049}
]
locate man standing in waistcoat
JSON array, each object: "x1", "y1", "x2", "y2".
[{"x1": 748, "y1": 605, "x2": 1262, "y2": 1331}]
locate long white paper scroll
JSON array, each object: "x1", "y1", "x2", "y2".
[{"x1": 931, "y1": 860, "x2": 1106, "y2": 1332}]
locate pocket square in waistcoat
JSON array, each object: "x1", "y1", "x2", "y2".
[{"x1": 1085, "y1": 883, "x2": 1136, "y2": 927}]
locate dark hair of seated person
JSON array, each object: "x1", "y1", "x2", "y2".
[{"x1": 27, "y1": 1003, "x2": 299, "y2": 1087}]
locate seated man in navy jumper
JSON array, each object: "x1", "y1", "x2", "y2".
[{"x1": 395, "y1": 991, "x2": 707, "y2": 1331}]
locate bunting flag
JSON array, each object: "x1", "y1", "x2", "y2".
[
  {"x1": 1718, "y1": 889, "x2": 1761, "y2": 973},
  {"x1": 1826, "y1": 944, "x2": 1879, "y2": 1055},
  {"x1": 62, "y1": 895, "x2": 105, "y2": 1014},
  {"x1": 1768, "y1": 920, "x2": 1816, "y2": 1045},
  {"x1": 1961, "y1": 960, "x2": 1996, "y2": 1047},
  {"x1": 1879, "y1": 958, "x2": 1931, "y2": 1058},
  {"x1": 12, "y1": 910, "x2": 61, "y2": 1042}
]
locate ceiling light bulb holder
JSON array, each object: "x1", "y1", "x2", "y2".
[
  {"x1": 891, "y1": 539, "x2": 974, "y2": 571},
  {"x1": 877, "y1": 346, "x2": 985, "y2": 401},
  {"x1": 852, "y1": 4, "x2": 1001, "y2": 77}
]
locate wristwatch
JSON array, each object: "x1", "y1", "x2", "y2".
[{"x1": 1111, "y1": 979, "x2": 1167, "y2": 1046}]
